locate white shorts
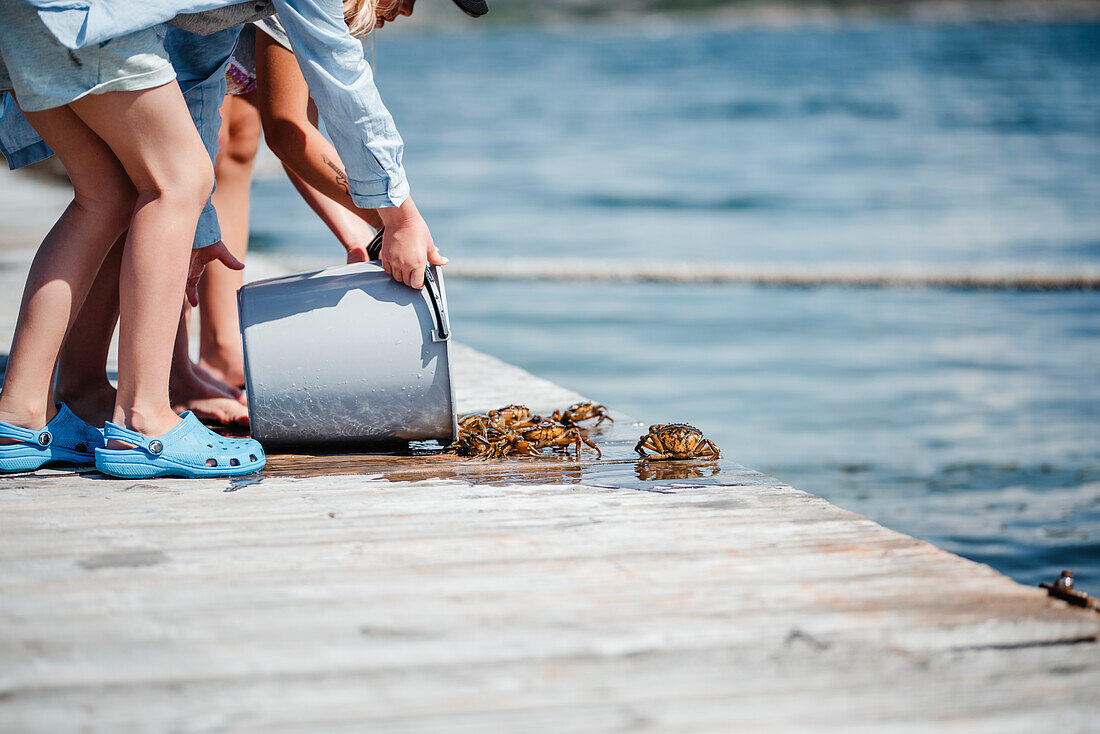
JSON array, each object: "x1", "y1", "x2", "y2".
[{"x1": 0, "y1": 0, "x2": 176, "y2": 112}]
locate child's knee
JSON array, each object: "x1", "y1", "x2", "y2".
[
  {"x1": 227, "y1": 112, "x2": 262, "y2": 165},
  {"x1": 143, "y1": 159, "x2": 215, "y2": 210}
]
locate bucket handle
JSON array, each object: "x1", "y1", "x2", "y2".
[
  {"x1": 423, "y1": 266, "x2": 450, "y2": 342},
  {"x1": 366, "y1": 227, "x2": 385, "y2": 261},
  {"x1": 368, "y1": 227, "x2": 450, "y2": 342}
]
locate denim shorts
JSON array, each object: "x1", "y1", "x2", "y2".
[{"x1": 0, "y1": 1, "x2": 176, "y2": 112}]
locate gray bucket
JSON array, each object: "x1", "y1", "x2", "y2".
[{"x1": 237, "y1": 262, "x2": 456, "y2": 448}]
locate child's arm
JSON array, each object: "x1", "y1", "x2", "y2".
[
  {"x1": 271, "y1": 0, "x2": 406, "y2": 209},
  {"x1": 282, "y1": 163, "x2": 379, "y2": 263},
  {"x1": 287, "y1": 96, "x2": 384, "y2": 262},
  {"x1": 255, "y1": 32, "x2": 365, "y2": 215},
  {"x1": 255, "y1": 31, "x2": 444, "y2": 286}
]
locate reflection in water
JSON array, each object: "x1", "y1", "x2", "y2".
[
  {"x1": 635, "y1": 460, "x2": 721, "y2": 482},
  {"x1": 229, "y1": 414, "x2": 766, "y2": 491},
  {"x1": 258, "y1": 445, "x2": 768, "y2": 493},
  {"x1": 260, "y1": 446, "x2": 591, "y2": 486}
]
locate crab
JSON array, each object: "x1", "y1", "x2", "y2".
[
  {"x1": 551, "y1": 401, "x2": 614, "y2": 427},
  {"x1": 451, "y1": 428, "x2": 497, "y2": 458},
  {"x1": 452, "y1": 417, "x2": 602, "y2": 460},
  {"x1": 458, "y1": 414, "x2": 503, "y2": 436},
  {"x1": 515, "y1": 421, "x2": 602, "y2": 458},
  {"x1": 485, "y1": 432, "x2": 543, "y2": 459},
  {"x1": 486, "y1": 404, "x2": 542, "y2": 430},
  {"x1": 634, "y1": 423, "x2": 720, "y2": 461}
]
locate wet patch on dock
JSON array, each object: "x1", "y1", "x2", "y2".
[{"x1": 254, "y1": 417, "x2": 767, "y2": 492}]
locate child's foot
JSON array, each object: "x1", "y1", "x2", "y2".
[
  {"x1": 197, "y1": 354, "x2": 246, "y2": 391},
  {"x1": 0, "y1": 405, "x2": 54, "y2": 446},
  {"x1": 96, "y1": 411, "x2": 264, "y2": 478},
  {"x1": 105, "y1": 407, "x2": 183, "y2": 450},
  {"x1": 0, "y1": 403, "x2": 103, "y2": 471},
  {"x1": 170, "y1": 361, "x2": 249, "y2": 426},
  {"x1": 191, "y1": 360, "x2": 246, "y2": 405}
]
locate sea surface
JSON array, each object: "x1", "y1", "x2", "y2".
[{"x1": 249, "y1": 20, "x2": 1100, "y2": 589}]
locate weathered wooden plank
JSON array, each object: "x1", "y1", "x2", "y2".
[
  {"x1": 2, "y1": 635, "x2": 1097, "y2": 733},
  {"x1": 1, "y1": 477, "x2": 1096, "y2": 686},
  {"x1": 0, "y1": 249, "x2": 1097, "y2": 733}
]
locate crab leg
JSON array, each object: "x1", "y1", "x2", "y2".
[
  {"x1": 635, "y1": 435, "x2": 660, "y2": 456},
  {"x1": 579, "y1": 434, "x2": 602, "y2": 458},
  {"x1": 698, "y1": 439, "x2": 721, "y2": 460},
  {"x1": 559, "y1": 432, "x2": 601, "y2": 459}
]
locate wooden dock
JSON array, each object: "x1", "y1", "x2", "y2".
[{"x1": 0, "y1": 250, "x2": 1098, "y2": 732}]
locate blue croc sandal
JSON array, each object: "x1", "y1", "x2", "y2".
[
  {"x1": 0, "y1": 403, "x2": 105, "y2": 473},
  {"x1": 95, "y1": 411, "x2": 265, "y2": 479}
]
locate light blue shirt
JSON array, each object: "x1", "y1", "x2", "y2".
[{"x1": 5, "y1": 0, "x2": 409, "y2": 242}]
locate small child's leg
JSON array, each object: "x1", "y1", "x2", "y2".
[
  {"x1": 54, "y1": 236, "x2": 126, "y2": 427},
  {"x1": 0, "y1": 105, "x2": 135, "y2": 434},
  {"x1": 198, "y1": 93, "x2": 261, "y2": 388},
  {"x1": 168, "y1": 307, "x2": 250, "y2": 426},
  {"x1": 66, "y1": 83, "x2": 215, "y2": 440}
]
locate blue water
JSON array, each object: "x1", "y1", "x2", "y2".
[{"x1": 250, "y1": 21, "x2": 1100, "y2": 589}]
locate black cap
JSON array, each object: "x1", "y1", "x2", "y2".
[{"x1": 451, "y1": 0, "x2": 488, "y2": 17}]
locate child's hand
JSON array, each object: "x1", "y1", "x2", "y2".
[
  {"x1": 187, "y1": 241, "x2": 244, "y2": 307},
  {"x1": 377, "y1": 197, "x2": 447, "y2": 290},
  {"x1": 344, "y1": 242, "x2": 369, "y2": 264},
  {"x1": 338, "y1": 215, "x2": 380, "y2": 264}
]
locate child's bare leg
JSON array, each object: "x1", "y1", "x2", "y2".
[
  {"x1": 54, "y1": 236, "x2": 125, "y2": 426},
  {"x1": 50, "y1": 196, "x2": 248, "y2": 435},
  {"x1": 170, "y1": 94, "x2": 254, "y2": 418},
  {"x1": 57, "y1": 232, "x2": 250, "y2": 428},
  {"x1": 67, "y1": 84, "x2": 215, "y2": 439},
  {"x1": 0, "y1": 105, "x2": 135, "y2": 434},
  {"x1": 198, "y1": 93, "x2": 260, "y2": 387},
  {"x1": 169, "y1": 306, "x2": 249, "y2": 425}
]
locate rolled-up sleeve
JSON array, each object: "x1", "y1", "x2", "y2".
[{"x1": 273, "y1": 0, "x2": 409, "y2": 209}]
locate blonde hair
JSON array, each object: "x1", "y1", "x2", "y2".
[
  {"x1": 343, "y1": 0, "x2": 374, "y2": 38},
  {"x1": 344, "y1": 0, "x2": 409, "y2": 38}
]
